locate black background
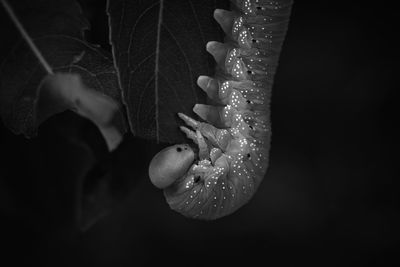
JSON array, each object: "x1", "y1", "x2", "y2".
[{"x1": 0, "y1": 0, "x2": 398, "y2": 266}]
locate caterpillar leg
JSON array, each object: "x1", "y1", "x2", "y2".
[
  {"x1": 206, "y1": 41, "x2": 230, "y2": 67},
  {"x1": 213, "y1": 9, "x2": 236, "y2": 35},
  {"x1": 210, "y1": 147, "x2": 223, "y2": 165},
  {"x1": 180, "y1": 125, "x2": 209, "y2": 160},
  {"x1": 180, "y1": 123, "x2": 224, "y2": 166},
  {"x1": 195, "y1": 78, "x2": 270, "y2": 141},
  {"x1": 178, "y1": 112, "x2": 232, "y2": 152},
  {"x1": 179, "y1": 125, "x2": 198, "y2": 144}
]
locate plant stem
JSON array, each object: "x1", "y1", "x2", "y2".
[{"x1": 1, "y1": 0, "x2": 54, "y2": 74}]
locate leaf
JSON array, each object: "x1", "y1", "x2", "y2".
[
  {"x1": 0, "y1": 0, "x2": 128, "y2": 231},
  {"x1": 107, "y1": 0, "x2": 229, "y2": 143},
  {"x1": 38, "y1": 73, "x2": 123, "y2": 151},
  {"x1": 0, "y1": 0, "x2": 127, "y2": 139},
  {"x1": 37, "y1": 111, "x2": 110, "y2": 232},
  {"x1": 74, "y1": 139, "x2": 113, "y2": 232}
]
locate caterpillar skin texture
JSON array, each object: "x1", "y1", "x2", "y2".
[{"x1": 149, "y1": 0, "x2": 293, "y2": 220}]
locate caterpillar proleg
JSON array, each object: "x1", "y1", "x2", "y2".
[{"x1": 149, "y1": 0, "x2": 293, "y2": 220}]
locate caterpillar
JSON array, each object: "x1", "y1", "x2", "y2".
[{"x1": 148, "y1": 0, "x2": 293, "y2": 220}]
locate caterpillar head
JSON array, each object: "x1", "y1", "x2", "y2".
[{"x1": 148, "y1": 144, "x2": 195, "y2": 189}]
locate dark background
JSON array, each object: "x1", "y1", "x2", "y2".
[{"x1": 0, "y1": 0, "x2": 398, "y2": 266}]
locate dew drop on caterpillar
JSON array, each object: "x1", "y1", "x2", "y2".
[{"x1": 148, "y1": 0, "x2": 293, "y2": 220}]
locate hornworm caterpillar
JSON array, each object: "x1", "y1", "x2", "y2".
[{"x1": 149, "y1": 0, "x2": 293, "y2": 220}]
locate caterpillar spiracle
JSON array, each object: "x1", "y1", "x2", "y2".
[{"x1": 148, "y1": 0, "x2": 293, "y2": 220}]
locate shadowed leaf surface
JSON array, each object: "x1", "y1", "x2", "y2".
[
  {"x1": 0, "y1": 0, "x2": 129, "y2": 232},
  {"x1": 38, "y1": 73, "x2": 124, "y2": 150},
  {"x1": 0, "y1": 0, "x2": 126, "y2": 137},
  {"x1": 107, "y1": 0, "x2": 229, "y2": 143}
]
